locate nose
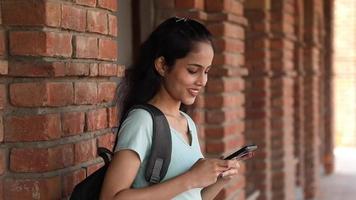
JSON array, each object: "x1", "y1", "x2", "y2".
[{"x1": 196, "y1": 73, "x2": 208, "y2": 86}]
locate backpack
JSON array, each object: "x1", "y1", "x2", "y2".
[{"x1": 70, "y1": 104, "x2": 172, "y2": 200}]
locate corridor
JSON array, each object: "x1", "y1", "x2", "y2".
[{"x1": 320, "y1": 148, "x2": 356, "y2": 200}]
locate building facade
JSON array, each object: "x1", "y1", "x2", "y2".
[{"x1": 0, "y1": 0, "x2": 334, "y2": 199}]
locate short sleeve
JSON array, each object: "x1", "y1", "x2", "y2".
[{"x1": 114, "y1": 109, "x2": 153, "y2": 162}]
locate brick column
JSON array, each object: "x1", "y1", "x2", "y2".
[
  {"x1": 293, "y1": 0, "x2": 306, "y2": 197},
  {"x1": 322, "y1": 0, "x2": 335, "y2": 174},
  {"x1": 203, "y1": 1, "x2": 246, "y2": 199},
  {"x1": 269, "y1": 0, "x2": 296, "y2": 199},
  {"x1": 0, "y1": 2, "x2": 7, "y2": 199},
  {"x1": 0, "y1": 0, "x2": 119, "y2": 199},
  {"x1": 244, "y1": 1, "x2": 272, "y2": 200},
  {"x1": 303, "y1": 0, "x2": 322, "y2": 198}
]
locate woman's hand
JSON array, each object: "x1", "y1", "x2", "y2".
[
  {"x1": 218, "y1": 159, "x2": 240, "y2": 182},
  {"x1": 186, "y1": 158, "x2": 234, "y2": 188},
  {"x1": 199, "y1": 159, "x2": 241, "y2": 200},
  {"x1": 218, "y1": 152, "x2": 253, "y2": 182}
]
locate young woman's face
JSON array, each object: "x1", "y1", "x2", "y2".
[{"x1": 162, "y1": 42, "x2": 214, "y2": 105}]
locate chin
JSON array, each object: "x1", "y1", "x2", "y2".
[{"x1": 182, "y1": 97, "x2": 197, "y2": 105}]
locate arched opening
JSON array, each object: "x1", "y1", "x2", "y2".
[
  {"x1": 319, "y1": 0, "x2": 356, "y2": 198},
  {"x1": 333, "y1": 0, "x2": 356, "y2": 147}
]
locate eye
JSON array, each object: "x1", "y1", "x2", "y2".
[{"x1": 187, "y1": 68, "x2": 198, "y2": 74}]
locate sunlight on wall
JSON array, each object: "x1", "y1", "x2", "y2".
[{"x1": 333, "y1": 0, "x2": 356, "y2": 147}]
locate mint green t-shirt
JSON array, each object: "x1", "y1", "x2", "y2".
[{"x1": 115, "y1": 108, "x2": 204, "y2": 200}]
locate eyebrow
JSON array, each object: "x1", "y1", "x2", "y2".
[{"x1": 187, "y1": 63, "x2": 211, "y2": 68}]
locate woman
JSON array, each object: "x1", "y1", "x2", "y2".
[{"x1": 100, "y1": 17, "x2": 240, "y2": 200}]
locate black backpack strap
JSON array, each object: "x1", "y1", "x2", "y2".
[
  {"x1": 131, "y1": 104, "x2": 172, "y2": 184},
  {"x1": 97, "y1": 147, "x2": 113, "y2": 165}
]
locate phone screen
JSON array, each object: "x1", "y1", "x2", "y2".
[{"x1": 224, "y1": 144, "x2": 258, "y2": 160}]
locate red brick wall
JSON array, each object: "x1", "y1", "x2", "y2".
[{"x1": 0, "y1": 0, "x2": 119, "y2": 199}]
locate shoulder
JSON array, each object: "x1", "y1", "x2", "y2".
[
  {"x1": 125, "y1": 108, "x2": 153, "y2": 122},
  {"x1": 121, "y1": 108, "x2": 154, "y2": 126},
  {"x1": 117, "y1": 108, "x2": 155, "y2": 142},
  {"x1": 119, "y1": 108, "x2": 154, "y2": 133}
]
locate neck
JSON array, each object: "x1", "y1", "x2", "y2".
[
  {"x1": 162, "y1": 111, "x2": 182, "y2": 119},
  {"x1": 148, "y1": 86, "x2": 181, "y2": 116}
]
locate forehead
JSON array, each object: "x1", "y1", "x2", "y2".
[{"x1": 180, "y1": 42, "x2": 214, "y2": 67}]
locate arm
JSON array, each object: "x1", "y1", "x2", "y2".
[
  {"x1": 100, "y1": 150, "x2": 192, "y2": 200},
  {"x1": 100, "y1": 150, "x2": 231, "y2": 200},
  {"x1": 201, "y1": 179, "x2": 226, "y2": 200}
]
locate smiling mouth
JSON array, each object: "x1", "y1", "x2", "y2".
[{"x1": 188, "y1": 88, "x2": 200, "y2": 96}]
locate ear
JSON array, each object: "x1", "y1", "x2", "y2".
[{"x1": 154, "y1": 56, "x2": 166, "y2": 77}]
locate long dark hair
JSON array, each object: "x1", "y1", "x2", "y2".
[{"x1": 118, "y1": 17, "x2": 213, "y2": 121}]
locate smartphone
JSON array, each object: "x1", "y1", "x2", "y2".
[{"x1": 224, "y1": 144, "x2": 258, "y2": 160}]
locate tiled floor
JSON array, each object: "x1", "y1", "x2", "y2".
[{"x1": 319, "y1": 147, "x2": 356, "y2": 200}]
